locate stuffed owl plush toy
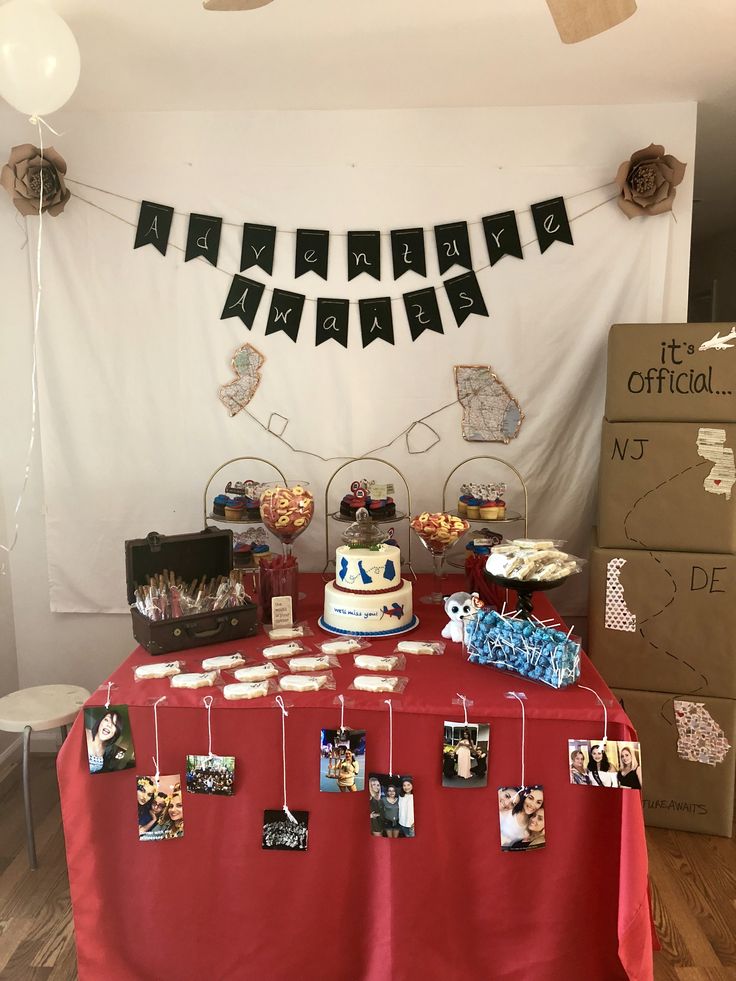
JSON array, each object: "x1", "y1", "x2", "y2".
[{"x1": 441, "y1": 592, "x2": 480, "y2": 643}]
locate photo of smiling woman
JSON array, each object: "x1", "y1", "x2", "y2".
[
  {"x1": 138, "y1": 774, "x2": 182, "y2": 841},
  {"x1": 84, "y1": 705, "x2": 136, "y2": 773},
  {"x1": 498, "y1": 786, "x2": 545, "y2": 852}
]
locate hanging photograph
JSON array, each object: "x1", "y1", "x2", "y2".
[
  {"x1": 84, "y1": 705, "x2": 136, "y2": 773},
  {"x1": 442, "y1": 722, "x2": 490, "y2": 788},
  {"x1": 368, "y1": 773, "x2": 415, "y2": 838},
  {"x1": 320, "y1": 728, "x2": 366, "y2": 792},
  {"x1": 498, "y1": 785, "x2": 545, "y2": 851},
  {"x1": 186, "y1": 754, "x2": 236, "y2": 796},
  {"x1": 137, "y1": 774, "x2": 184, "y2": 841},
  {"x1": 262, "y1": 810, "x2": 309, "y2": 851},
  {"x1": 568, "y1": 739, "x2": 643, "y2": 789}
]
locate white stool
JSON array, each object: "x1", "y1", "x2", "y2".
[{"x1": 0, "y1": 685, "x2": 90, "y2": 870}]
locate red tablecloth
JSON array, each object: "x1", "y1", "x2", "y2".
[{"x1": 57, "y1": 574, "x2": 653, "y2": 981}]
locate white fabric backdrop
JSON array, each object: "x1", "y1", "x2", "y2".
[{"x1": 27, "y1": 107, "x2": 693, "y2": 616}]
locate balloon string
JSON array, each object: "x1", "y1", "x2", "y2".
[
  {"x1": 0, "y1": 117, "x2": 44, "y2": 561},
  {"x1": 275, "y1": 696, "x2": 297, "y2": 824}
]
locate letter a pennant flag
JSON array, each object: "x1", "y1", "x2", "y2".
[
  {"x1": 134, "y1": 201, "x2": 174, "y2": 256},
  {"x1": 220, "y1": 275, "x2": 265, "y2": 329},
  {"x1": 316, "y1": 298, "x2": 349, "y2": 348}
]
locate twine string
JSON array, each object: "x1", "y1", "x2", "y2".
[
  {"x1": 384, "y1": 699, "x2": 393, "y2": 776},
  {"x1": 578, "y1": 685, "x2": 608, "y2": 744},
  {"x1": 275, "y1": 696, "x2": 297, "y2": 823},
  {"x1": 151, "y1": 696, "x2": 166, "y2": 785},
  {"x1": 203, "y1": 695, "x2": 214, "y2": 757}
]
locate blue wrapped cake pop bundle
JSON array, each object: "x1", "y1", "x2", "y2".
[{"x1": 465, "y1": 609, "x2": 581, "y2": 689}]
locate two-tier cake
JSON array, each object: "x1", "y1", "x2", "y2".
[{"x1": 320, "y1": 509, "x2": 417, "y2": 636}]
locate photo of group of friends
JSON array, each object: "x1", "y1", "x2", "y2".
[
  {"x1": 568, "y1": 739, "x2": 643, "y2": 789},
  {"x1": 320, "y1": 728, "x2": 367, "y2": 793},
  {"x1": 498, "y1": 785, "x2": 545, "y2": 851},
  {"x1": 368, "y1": 773, "x2": 415, "y2": 838},
  {"x1": 137, "y1": 774, "x2": 184, "y2": 840},
  {"x1": 84, "y1": 706, "x2": 136, "y2": 774},
  {"x1": 186, "y1": 754, "x2": 236, "y2": 796},
  {"x1": 442, "y1": 722, "x2": 490, "y2": 788},
  {"x1": 262, "y1": 809, "x2": 309, "y2": 851}
]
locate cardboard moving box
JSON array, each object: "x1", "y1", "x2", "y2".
[
  {"x1": 597, "y1": 420, "x2": 736, "y2": 553},
  {"x1": 589, "y1": 544, "x2": 736, "y2": 699},
  {"x1": 605, "y1": 322, "x2": 736, "y2": 423},
  {"x1": 612, "y1": 687, "x2": 735, "y2": 837}
]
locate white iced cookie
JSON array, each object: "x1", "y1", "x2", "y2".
[
  {"x1": 354, "y1": 654, "x2": 399, "y2": 671},
  {"x1": 134, "y1": 661, "x2": 181, "y2": 680},
  {"x1": 201, "y1": 653, "x2": 245, "y2": 671},
  {"x1": 171, "y1": 671, "x2": 217, "y2": 689},
  {"x1": 288, "y1": 655, "x2": 331, "y2": 673},
  {"x1": 263, "y1": 642, "x2": 303, "y2": 659},
  {"x1": 353, "y1": 675, "x2": 399, "y2": 693},
  {"x1": 397, "y1": 641, "x2": 436, "y2": 655},
  {"x1": 279, "y1": 674, "x2": 327, "y2": 692},
  {"x1": 321, "y1": 639, "x2": 361, "y2": 655},
  {"x1": 485, "y1": 552, "x2": 511, "y2": 576},
  {"x1": 269, "y1": 626, "x2": 304, "y2": 639},
  {"x1": 234, "y1": 664, "x2": 278, "y2": 683},
  {"x1": 224, "y1": 681, "x2": 270, "y2": 700}
]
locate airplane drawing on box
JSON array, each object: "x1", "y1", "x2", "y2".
[{"x1": 698, "y1": 327, "x2": 736, "y2": 352}]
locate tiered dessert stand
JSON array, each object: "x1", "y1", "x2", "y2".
[
  {"x1": 322, "y1": 457, "x2": 416, "y2": 578},
  {"x1": 441, "y1": 457, "x2": 529, "y2": 570}
]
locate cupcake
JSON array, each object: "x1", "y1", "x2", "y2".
[
  {"x1": 224, "y1": 498, "x2": 246, "y2": 521},
  {"x1": 252, "y1": 542, "x2": 272, "y2": 564},
  {"x1": 496, "y1": 497, "x2": 506, "y2": 519},
  {"x1": 457, "y1": 484, "x2": 471, "y2": 516},
  {"x1": 479, "y1": 499, "x2": 499, "y2": 520},
  {"x1": 244, "y1": 494, "x2": 261, "y2": 520},
  {"x1": 466, "y1": 496, "x2": 482, "y2": 520},
  {"x1": 213, "y1": 494, "x2": 229, "y2": 518}
]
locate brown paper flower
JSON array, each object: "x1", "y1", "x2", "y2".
[
  {"x1": 1, "y1": 143, "x2": 71, "y2": 217},
  {"x1": 615, "y1": 143, "x2": 686, "y2": 219}
]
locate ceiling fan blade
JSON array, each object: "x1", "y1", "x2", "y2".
[
  {"x1": 203, "y1": 0, "x2": 275, "y2": 9},
  {"x1": 545, "y1": 0, "x2": 637, "y2": 43}
]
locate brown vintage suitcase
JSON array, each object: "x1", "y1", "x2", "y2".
[{"x1": 125, "y1": 529, "x2": 259, "y2": 655}]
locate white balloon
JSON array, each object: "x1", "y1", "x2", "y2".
[{"x1": 0, "y1": 0, "x2": 80, "y2": 116}]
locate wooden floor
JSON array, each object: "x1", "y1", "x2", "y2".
[{"x1": 0, "y1": 756, "x2": 733, "y2": 980}]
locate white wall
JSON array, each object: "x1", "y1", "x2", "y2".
[{"x1": 0, "y1": 104, "x2": 696, "y2": 694}]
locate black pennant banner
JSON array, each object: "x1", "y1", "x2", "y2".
[
  {"x1": 482, "y1": 210, "x2": 524, "y2": 266},
  {"x1": 220, "y1": 275, "x2": 265, "y2": 329},
  {"x1": 185, "y1": 214, "x2": 222, "y2": 266},
  {"x1": 402, "y1": 287, "x2": 444, "y2": 341},
  {"x1": 359, "y1": 297, "x2": 394, "y2": 348},
  {"x1": 391, "y1": 228, "x2": 426, "y2": 279},
  {"x1": 434, "y1": 221, "x2": 472, "y2": 276},
  {"x1": 315, "y1": 298, "x2": 349, "y2": 348},
  {"x1": 347, "y1": 231, "x2": 381, "y2": 281},
  {"x1": 241, "y1": 223, "x2": 276, "y2": 275},
  {"x1": 530, "y1": 197, "x2": 574, "y2": 254},
  {"x1": 295, "y1": 229, "x2": 329, "y2": 279},
  {"x1": 443, "y1": 271, "x2": 489, "y2": 327},
  {"x1": 134, "y1": 201, "x2": 174, "y2": 256},
  {"x1": 265, "y1": 289, "x2": 305, "y2": 342}
]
